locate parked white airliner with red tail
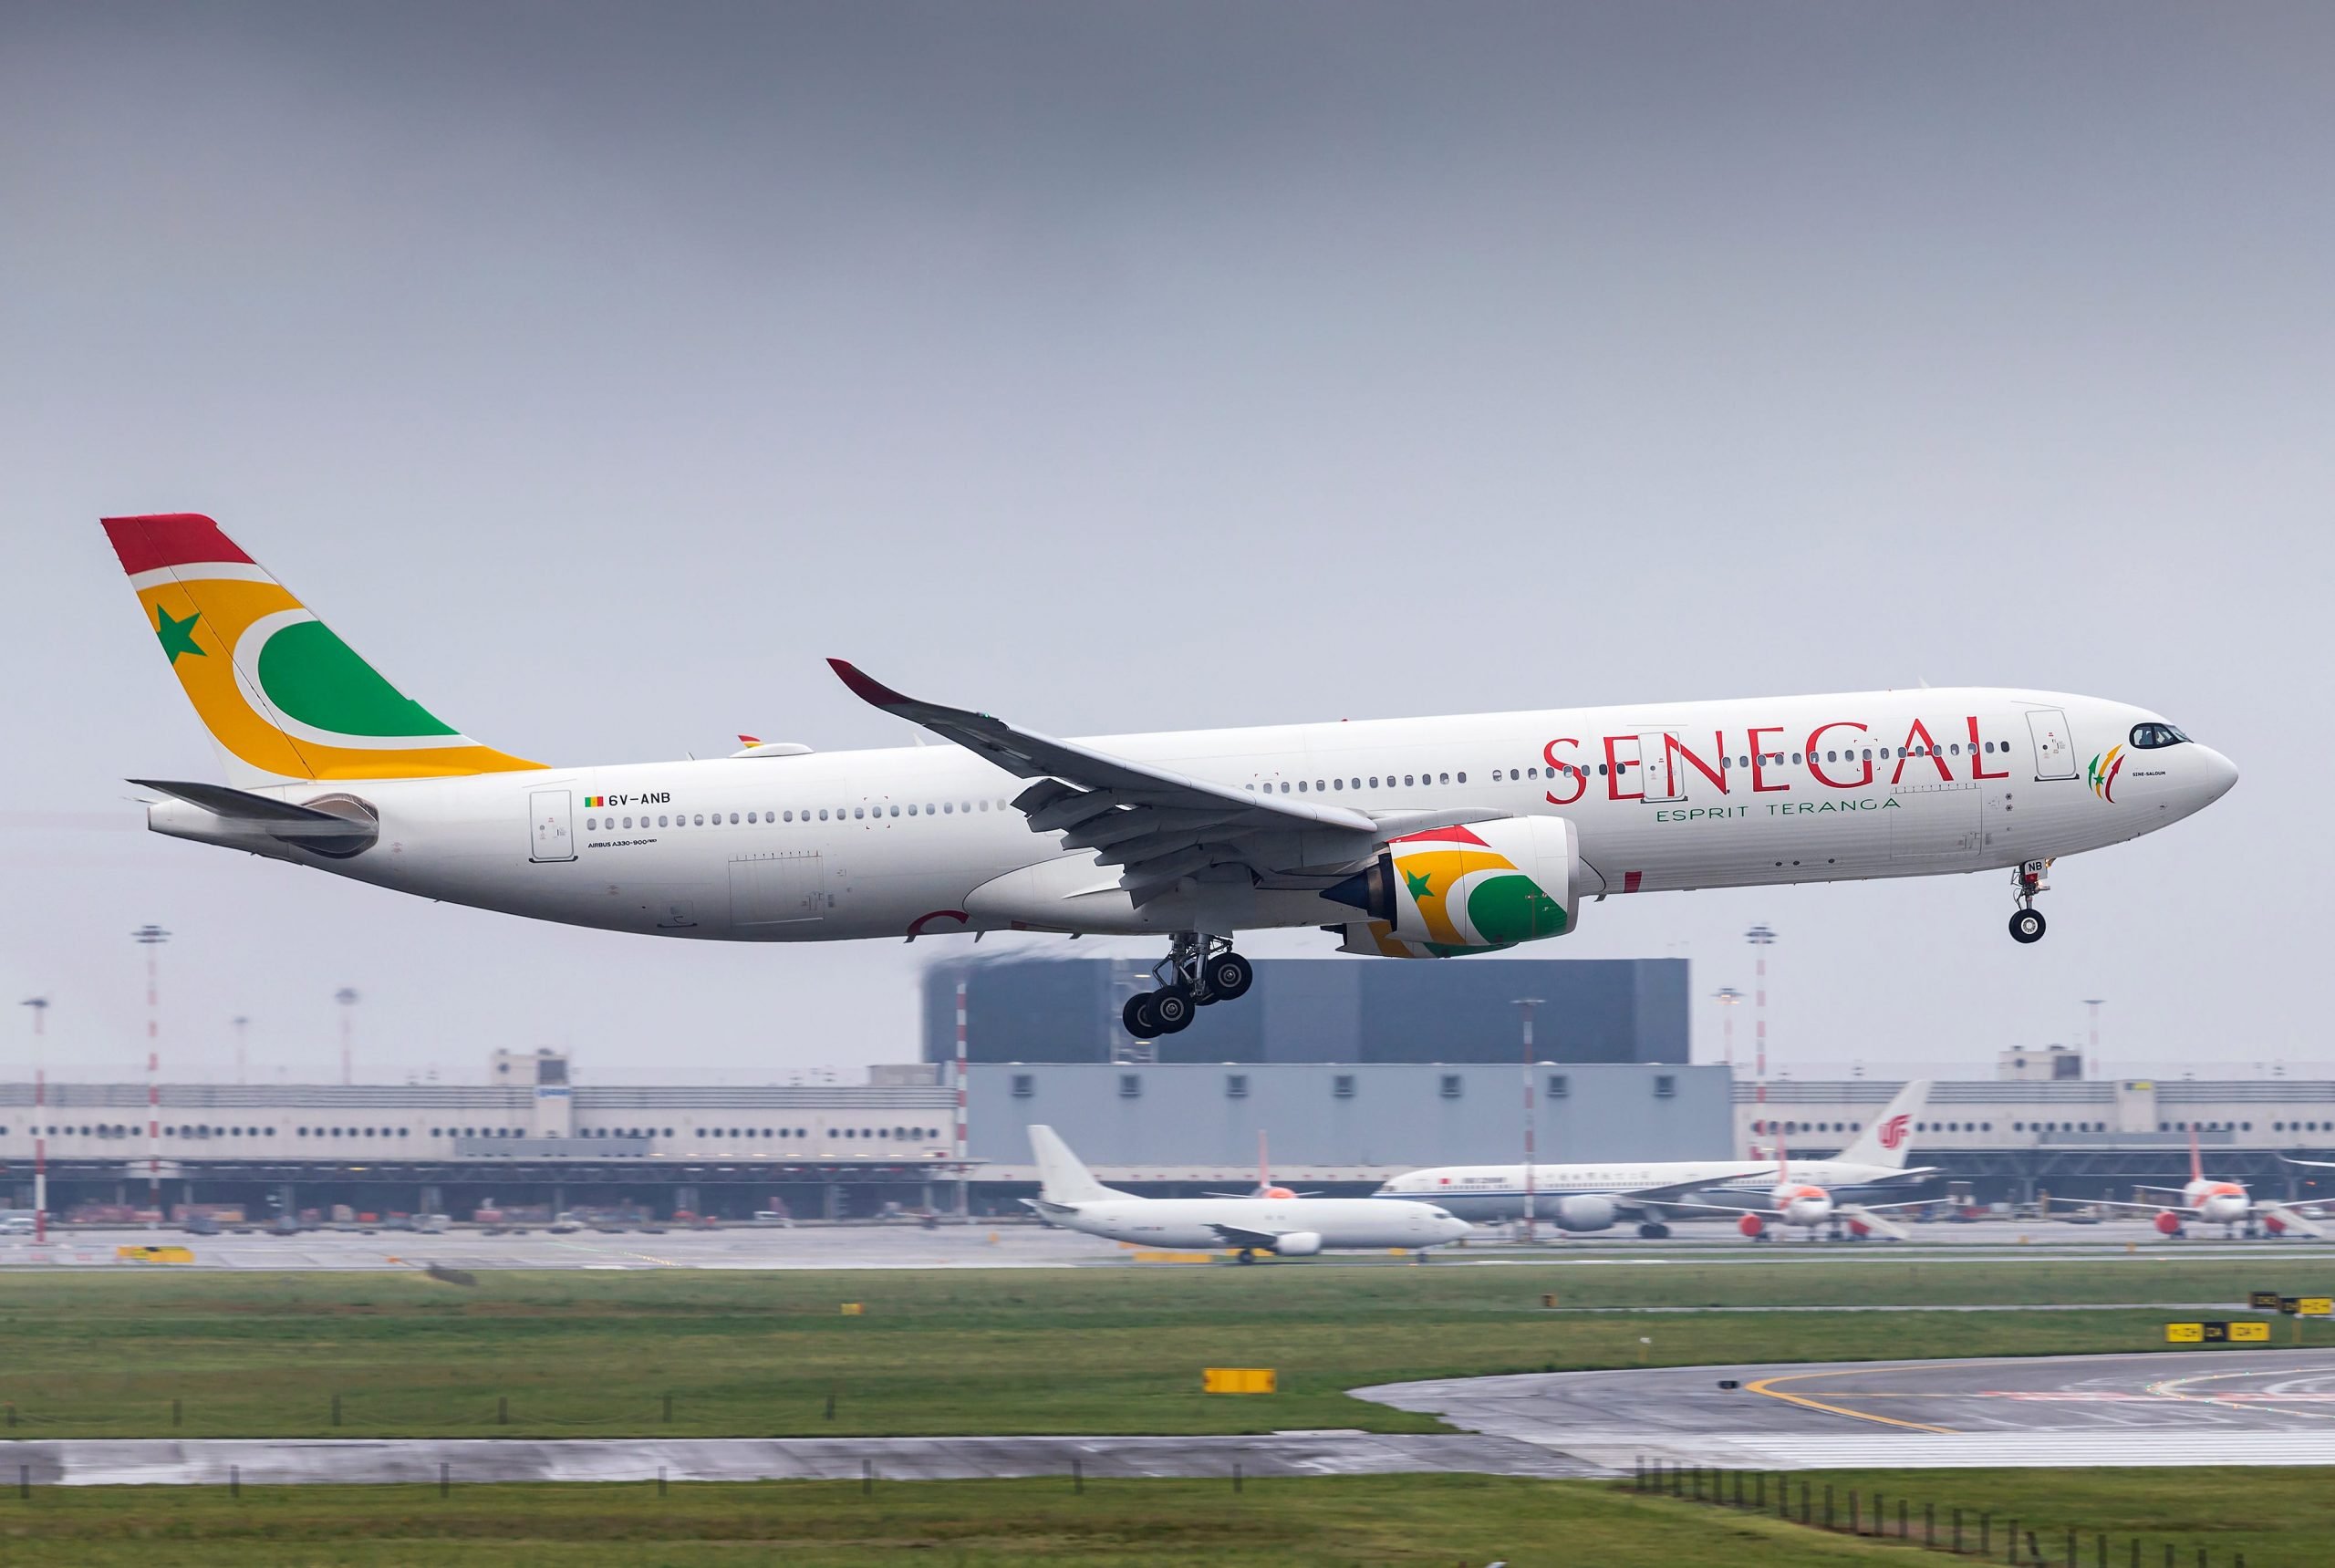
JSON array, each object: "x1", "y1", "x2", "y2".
[
  {"x1": 2058, "y1": 1129, "x2": 2331, "y2": 1239},
  {"x1": 107, "y1": 514, "x2": 2237, "y2": 1038}
]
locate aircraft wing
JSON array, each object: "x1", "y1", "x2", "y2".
[
  {"x1": 829, "y1": 660, "x2": 1496, "y2": 905},
  {"x1": 1834, "y1": 1203, "x2": 1915, "y2": 1241},
  {"x1": 2280, "y1": 1156, "x2": 2335, "y2": 1171},
  {"x1": 2050, "y1": 1196, "x2": 2186, "y2": 1219},
  {"x1": 1612, "y1": 1170, "x2": 1773, "y2": 1206},
  {"x1": 1648, "y1": 1199, "x2": 1784, "y2": 1220},
  {"x1": 2259, "y1": 1203, "x2": 2334, "y2": 1240},
  {"x1": 1206, "y1": 1222, "x2": 1290, "y2": 1251}
]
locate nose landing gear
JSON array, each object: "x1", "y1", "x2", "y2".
[
  {"x1": 2008, "y1": 860, "x2": 2051, "y2": 944},
  {"x1": 1121, "y1": 931, "x2": 1254, "y2": 1037}
]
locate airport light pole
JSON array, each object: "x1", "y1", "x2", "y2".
[
  {"x1": 133, "y1": 924, "x2": 170, "y2": 1225},
  {"x1": 954, "y1": 981, "x2": 970, "y2": 1222},
  {"x1": 233, "y1": 1014, "x2": 249, "y2": 1086},
  {"x1": 1746, "y1": 925, "x2": 1776, "y2": 1159},
  {"x1": 20, "y1": 997, "x2": 47, "y2": 1241},
  {"x1": 1712, "y1": 986, "x2": 1744, "y2": 1068},
  {"x1": 2082, "y1": 999, "x2": 2105, "y2": 1080},
  {"x1": 336, "y1": 988, "x2": 358, "y2": 1086},
  {"x1": 1514, "y1": 998, "x2": 1544, "y2": 1244}
]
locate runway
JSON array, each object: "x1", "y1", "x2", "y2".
[
  {"x1": 0, "y1": 1431, "x2": 1583, "y2": 1487},
  {"x1": 10, "y1": 1220, "x2": 2335, "y2": 1272},
  {"x1": 1357, "y1": 1349, "x2": 2335, "y2": 1472}
]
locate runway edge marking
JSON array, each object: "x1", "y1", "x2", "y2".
[{"x1": 1744, "y1": 1368, "x2": 1959, "y2": 1435}]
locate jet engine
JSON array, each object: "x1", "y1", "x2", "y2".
[
  {"x1": 2154, "y1": 1210, "x2": 2185, "y2": 1236},
  {"x1": 1737, "y1": 1213, "x2": 1767, "y2": 1240},
  {"x1": 1551, "y1": 1194, "x2": 1617, "y2": 1233},
  {"x1": 1323, "y1": 817, "x2": 1578, "y2": 955},
  {"x1": 1270, "y1": 1231, "x2": 1323, "y2": 1257}
]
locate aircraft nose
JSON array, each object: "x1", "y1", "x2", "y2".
[
  {"x1": 2196, "y1": 746, "x2": 2239, "y2": 804},
  {"x1": 1439, "y1": 1214, "x2": 1471, "y2": 1240}
]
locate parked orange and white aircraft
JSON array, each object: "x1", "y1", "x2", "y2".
[
  {"x1": 106, "y1": 513, "x2": 2238, "y2": 1038},
  {"x1": 1664, "y1": 1130, "x2": 1932, "y2": 1243},
  {"x1": 2056, "y1": 1129, "x2": 2330, "y2": 1239}
]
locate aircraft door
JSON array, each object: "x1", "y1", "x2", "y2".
[
  {"x1": 528, "y1": 790, "x2": 576, "y2": 863},
  {"x1": 1635, "y1": 731, "x2": 1686, "y2": 803},
  {"x1": 729, "y1": 852, "x2": 825, "y2": 926},
  {"x1": 2025, "y1": 710, "x2": 2078, "y2": 780}
]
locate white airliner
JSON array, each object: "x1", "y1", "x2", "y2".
[
  {"x1": 1377, "y1": 1080, "x2": 1935, "y2": 1237},
  {"x1": 2059, "y1": 1130, "x2": 2330, "y2": 1240},
  {"x1": 1023, "y1": 1126, "x2": 1469, "y2": 1262},
  {"x1": 108, "y1": 514, "x2": 2238, "y2": 1037}
]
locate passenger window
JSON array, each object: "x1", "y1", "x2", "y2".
[
  {"x1": 1455, "y1": 771, "x2": 1465, "y2": 783},
  {"x1": 1332, "y1": 778, "x2": 1342, "y2": 789},
  {"x1": 907, "y1": 805, "x2": 918, "y2": 815},
  {"x1": 1297, "y1": 780, "x2": 1307, "y2": 792}
]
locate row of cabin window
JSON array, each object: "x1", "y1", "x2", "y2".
[
  {"x1": 1245, "y1": 740, "x2": 2014, "y2": 793},
  {"x1": 587, "y1": 800, "x2": 1012, "y2": 832},
  {"x1": 569, "y1": 1126, "x2": 940, "y2": 1141}
]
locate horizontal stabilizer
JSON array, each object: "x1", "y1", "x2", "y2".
[{"x1": 129, "y1": 779, "x2": 373, "y2": 835}]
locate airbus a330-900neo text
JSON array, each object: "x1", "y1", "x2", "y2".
[{"x1": 106, "y1": 514, "x2": 2238, "y2": 1037}]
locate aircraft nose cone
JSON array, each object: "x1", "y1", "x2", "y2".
[
  {"x1": 1439, "y1": 1215, "x2": 1471, "y2": 1240},
  {"x1": 2197, "y1": 746, "x2": 2239, "y2": 804}
]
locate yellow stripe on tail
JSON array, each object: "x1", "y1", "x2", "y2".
[{"x1": 103, "y1": 514, "x2": 543, "y2": 784}]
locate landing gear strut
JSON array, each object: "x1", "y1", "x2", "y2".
[
  {"x1": 2008, "y1": 860, "x2": 2050, "y2": 944},
  {"x1": 1122, "y1": 932, "x2": 1252, "y2": 1037}
]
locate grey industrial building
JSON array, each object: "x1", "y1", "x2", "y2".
[{"x1": 919, "y1": 956, "x2": 1689, "y2": 1065}]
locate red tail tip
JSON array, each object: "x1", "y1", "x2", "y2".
[{"x1": 100, "y1": 514, "x2": 254, "y2": 576}]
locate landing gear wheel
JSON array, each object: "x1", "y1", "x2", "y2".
[
  {"x1": 2008, "y1": 909, "x2": 2047, "y2": 944},
  {"x1": 1234, "y1": 1248, "x2": 1257, "y2": 1265},
  {"x1": 1123, "y1": 993, "x2": 1161, "y2": 1039},
  {"x1": 1203, "y1": 952, "x2": 1253, "y2": 1002},
  {"x1": 1149, "y1": 985, "x2": 1196, "y2": 1033},
  {"x1": 1636, "y1": 1222, "x2": 1671, "y2": 1240}
]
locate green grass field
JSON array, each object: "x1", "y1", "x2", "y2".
[
  {"x1": 0, "y1": 1259, "x2": 2325, "y2": 1438},
  {"x1": 0, "y1": 1469, "x2": 2317, "y2": 1565}
]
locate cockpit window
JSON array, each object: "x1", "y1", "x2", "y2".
[{"x1": 2129, "y1": 722, "x2": 2191, "y2": 750}]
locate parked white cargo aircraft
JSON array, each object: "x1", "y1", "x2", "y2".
[
  {"x1": 1377, "y1": 1081, "x2": 1936, "y2": 1237},
  {"x1": 1023, "y1": 1126, "x2": 1470, "y2": 1262},
  {"x1": 108, "y1": 514, "x2": 2238, "y2": 1037}
]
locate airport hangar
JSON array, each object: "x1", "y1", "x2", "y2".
[{"x1": 1, "y1": 958, "x2": 2327, "y2": 1219}]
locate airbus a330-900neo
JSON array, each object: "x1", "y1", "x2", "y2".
[{"x1": 106, "y1": 514, "x2": 2238, "y2": 1037}]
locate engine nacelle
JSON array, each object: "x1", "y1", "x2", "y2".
[
  {"x1": 1551, "y1": 1194, "x2": 1617, "y2": 1233},
  {"x1": 1324, "y1": 816, "x2": 1578, "y2": 955},
  {"x1": 1270, "y1": 1231, "x2": 1323, "y2": 1257},
  {"x1": 1737, "y1": 1213, "x2": 1767, "y2": 1239},
  {"x1": 2154, "y1": 1210, "x2": 2184, "y2": 1236}
]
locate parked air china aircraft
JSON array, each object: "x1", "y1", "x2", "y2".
[
  {"x1": 2058, "y1": 1131, "x2": 2330, "y2": 1240},
  {"x1": 1378, "y1": 1081, "x2": 1935, "y2": 1237},
  {"x1": 107, "y1": 514, "x2": 2238, "y2": 1038},
  {"x1": 1022, "y1": 1126, "x2": 1470, "y2": 1262}
]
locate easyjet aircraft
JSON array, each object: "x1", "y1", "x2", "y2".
[
  {"x1": 2056, "y1": 1129, "x2": 2330, "y2": 1240},
  {"x1": 106, "y1": 514, "x2": 2238, "y2": 1038}
]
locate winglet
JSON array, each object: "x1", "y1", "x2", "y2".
[{"x1": 827, "y1": 659, "x2": 913, "y2": 711}]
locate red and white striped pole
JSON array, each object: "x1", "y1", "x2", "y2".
[
  {"x1": 1514, "y1": 998, "x2": 1543, "y2": 1244},
  {"x1": 1746, "y1": 925, "x2": 1775, "y2": 1161},
  {"x1": 20, "y1": 997, "x2": 47, "y2": 1242},
  {"x1": 134, "y1": 925, "x2": 171, "y2": 1226},
  {"x1": 953, "y1": 981, "x2": 970, "y2": 1221}
]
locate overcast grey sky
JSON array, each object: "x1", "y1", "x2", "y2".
[{"x1": 4, "y1": 5, "x2": 2328, "y2": 1085}]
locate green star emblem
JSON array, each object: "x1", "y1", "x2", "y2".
[
  {"x1": 155, "y1": 605, "x2": 205, "y2": 665},
  {"x1": 1404, "y1": 867, "x2": 1434, "y2": 901}
]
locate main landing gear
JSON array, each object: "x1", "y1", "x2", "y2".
[
  {"x1": 2008, "y1": 859, "x2": 2051, "y2": 944},
  {"x1": 1121, "y1": 931, "x2": 1254, "y2": 1037}
]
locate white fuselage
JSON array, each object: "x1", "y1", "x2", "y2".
[
  {"x1": 150, "y1": 687, "x2": 2236, "y2": 943},
  {"x1": 1043, "y1": 1195, "x2": 1470, "y2": 1252},
  {"x1": 1376, "y1": 1157, "x2": 1917, "y2": 1221}
]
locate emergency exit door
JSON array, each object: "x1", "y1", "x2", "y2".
[
  {"x1": 1634, "y1": 731, "x2": 1686, "y2": 802},
  {"x1": 529, "y1": 790, "x2": 576, "y2": 862},
  {"x1": 2025, "y1": 710, "x2": 2078, "y2": 780}
]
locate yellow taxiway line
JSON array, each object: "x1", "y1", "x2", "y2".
[{"x1": 1745, "y1": 1367, "x2": 1960, "y2": 1434}]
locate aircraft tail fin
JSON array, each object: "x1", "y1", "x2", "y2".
[
  {"x1": 1837, "y1": 1080, "x2": 1934, "y2": 1169},
  {"x1": 101, "y1": 514, "x2": 542, "y2": 786},
  {"x1": 2189, "y1": 1123, "x2": 2205, "y2": 1186},
  {"x1": 1028, "y1": 1125, "x2": 1121, "y2": 1204}
]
